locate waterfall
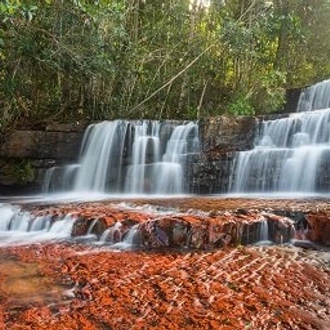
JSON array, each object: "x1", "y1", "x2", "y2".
[
  {"x1": 43, "y1": 167, "x2": 56, "y2": 193},
  {"x1": 110, "y1": 224, "x2": 141, "y2": 250},
  {"x1": 0, "y1": 203, "x2": 19, "y2": 231},
  {"x1": 124, "y1": 121, "x2": 161, "y2": 193},
  {"x1": 259, "y1": 220, "x2": 269, "y2": 242},
  {"x1": 43, "y1": 165, "x2": 80, "y2": 193},
  {"x1": 153, "y1": 122, "x2": 199, "y2": 194},
  {"x1": 231, "y1": 79, "x2": 330, "y2": 193},
  {"x1": 297, "y1": 79, "x2": 330, "y2": 112},
  {"x1": 74, "y1": 120, "x2": 128, "y2": 192},
  {"x1": 99, "y1": 222, "x2": 122, "y2": 244},
  {"x1": 44, "y1": 120, "x2": 199, "y2": 195},
  {"x1": 0, "y1": 204, "x2": 76, "y2": 246},
  {"x1": 124, "y1": 121, "x2": 199, "y2": 194}
]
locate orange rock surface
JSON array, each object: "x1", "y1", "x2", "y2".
[
  {"x1": 26, "y1": 196, "x2": 330, "y2": 246},
  {"x1": 1, "y1": 197, "x2": 330, "y2": 329},
  {"x1": 1, "y1": 243, "x2": 330, "y2": 330}
]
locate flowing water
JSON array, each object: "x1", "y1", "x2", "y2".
[
  {"x1": 0, "y1": 203, "x2": 277, "y2": 248},
  {"x1": 44, "y1": 120, "x2": 199, "y2": 195},
  {"x1": 297, "y1": 79, "x2": 330, "y2": 112},
  {"x1": 0, "y1": 203, "x2": 76, "y2": 246},
  {"x1": 230, "y1": 79, "x2": 330, "y2": 193},
  {"x1": 0, "y1": 203, "x2": 140, "y2": 248},
  {"x1": 258, "y1": 220, "x2": 270, "y2": 244}
]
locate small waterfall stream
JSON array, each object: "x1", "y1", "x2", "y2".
[
  {"x1": 231, "y1": 79, "x2": 330, "y2": 193},
  {"x1": 297, "y1": 79, "x2": 330, "y2": 112},
  {"x1": 0, "y1": 203, "x2": 76, "y2": 246}
]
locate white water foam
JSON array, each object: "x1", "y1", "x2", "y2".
[
  {"x1": 0, "y1": 204, "x2": 76, "y2": 247},
  {"x1": 297, "y1": 79, "x2": 330, "y2": 111},
  {"x1": 74, "y1": 120, "x2": 128, "y2": 192},
  {"x1": 111, "y1": 224, "x2": 140, "y2": 250}
]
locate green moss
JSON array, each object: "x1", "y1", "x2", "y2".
[{"x1": 1, "y1": 159, "x2": 35, "y2": 184}]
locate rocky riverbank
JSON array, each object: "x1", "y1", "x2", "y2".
[{"x1": 1, "y1": 197, "x2": 330, "y2": 329}]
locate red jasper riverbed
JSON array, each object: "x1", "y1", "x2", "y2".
[{"x1": 1, "y1": 197, "x2": 330, "y2": 329}]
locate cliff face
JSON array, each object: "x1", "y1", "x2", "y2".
[
  {"x1": 187, "y1": 116, "x2": 256, "y2": 193},
  {"x1": 0, "y1": 123, "x2": 85, "y2": 194}
]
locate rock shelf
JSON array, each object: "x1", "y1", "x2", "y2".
[
  {"x1": 22, "y1": 196, "x2": 330, "y2": 247},
  {"x1": 26, "y1": 204, "x2": 295, "y2": 249}
]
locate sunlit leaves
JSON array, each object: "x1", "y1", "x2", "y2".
[{"x1": 0, "y1": 0, "x2": 330, "y2": 128}]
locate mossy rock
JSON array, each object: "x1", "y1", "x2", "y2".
[{"x1": 0, "y1": 159, "x2": 35, "y2": 185}]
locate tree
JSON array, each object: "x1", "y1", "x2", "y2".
[{"x1": 1, "y1": 0, "x2": 330, "y2": 132}]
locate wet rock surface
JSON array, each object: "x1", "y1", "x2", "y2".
[
  {"x1": 1, "y1": 197, "x2": 330, "y2": 329},
  {"x1": 22, "y1": 196, "x2": 330, "y2": 246},
  {"x1": 1, "y1": 244, "x2": 330, "y2": 330},
  {"x1": 23, "y1": 199, "x2": 298, "y2": 248}
]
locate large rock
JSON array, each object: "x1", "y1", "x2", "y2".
[
  {"x1": 0, "y1": 125, "x2": 85, "y2": 193},
  {"x1": 185, "y1": 153, "x2": 235, "y2": 193},
  {"x1": 199, "y1": 115, "x2": 257, "y2": 154},
  {"x1": 306, "y1": 212, "x2": 330, "y2": 245},
  {"x1": 191, "y1": 115, "x2": 256, "y2": 193},
  {"x1": 0, "y1": 130, "x2": 83, "y2": 160}
]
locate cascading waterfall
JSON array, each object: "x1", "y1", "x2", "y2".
[
  {"x1": 99, "y1": 222, "x2": 123, "y2": 244},
  {"x1": 44, "y1": 120, "x2": 199, "y2": 195},
  {"x1": 43, "y1": 165, "x2": 80, "y2": 193},
  {"x1": 0, "y1": 203, "x2": 76, "y2": 246},
  {"x1": 124, "y1": 121, "x2": 161, "y2": 193},
  {"x1": 231, "y1": 79, "x2": 330, "y2": 193},
  {"x1": 297, "y1": 79, "x2": 330, "y2": 112},
  {"x1": 124, "y1": 121, "x2": 199, "y2": 194},
  {"x1": 74, "y1": 120, "x2": 128, "y2": 192},
  {"x1": 153, "y1": 122, "x2": 200, "y2": 194},
  {"x1": 0, "y1": 204, "x2": 142, "y2": 248}
]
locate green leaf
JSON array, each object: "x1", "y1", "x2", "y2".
[
  {"x1": 0, "y1": 3, "x2": 7, "y2": 13},
  {"x1": 8, "y1": 6, "x2": 15, "y2": 15}
]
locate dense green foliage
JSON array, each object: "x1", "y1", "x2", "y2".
[{"x1": 1, "y1": 0, "x2": 330, "y2": 130}]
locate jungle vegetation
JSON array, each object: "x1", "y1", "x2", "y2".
[{"x1": 1, "y1": 0, "x2": 330, "y2": 132}]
